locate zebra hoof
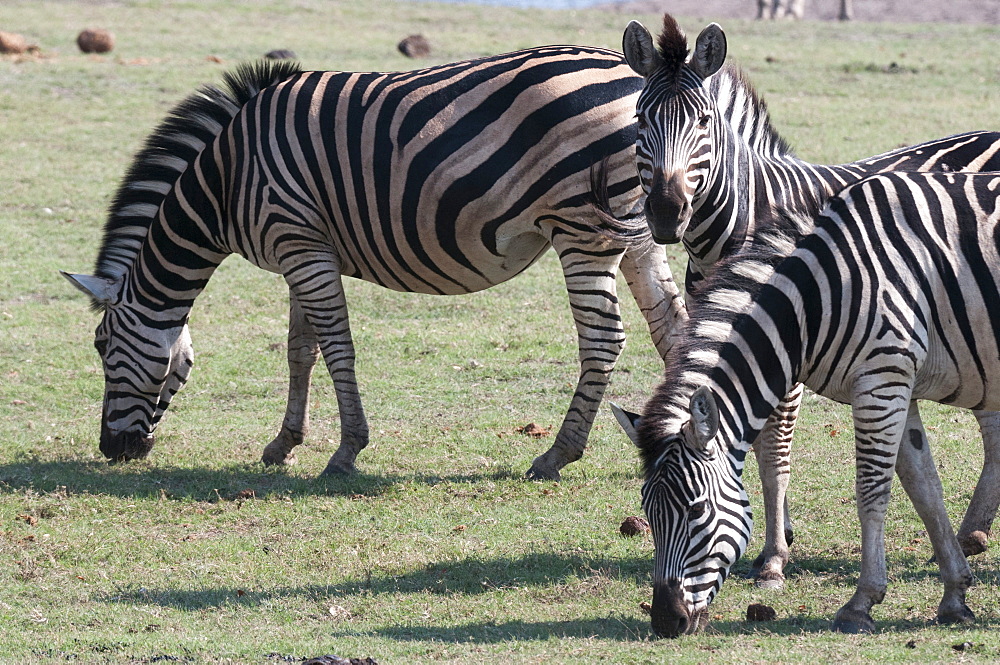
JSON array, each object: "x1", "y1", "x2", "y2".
[
  {"x1": 524, "y1": 464, "x2": 561, "y2": 482},
  {"x1": 831, "y1": 608, "x2": 875, "y2": 634},
  {"x1": 936, "y1": 603, "x2": 975, "y2": 626},
  {"x1": 261, "y1": 446, "x2": 298, "y2": 467},
  {"x1": 321, "y1": 460, "x2": 358, "y2": 476},
  {"x1": 754, "y1": 575, "x2": 785, "y2": 590}
]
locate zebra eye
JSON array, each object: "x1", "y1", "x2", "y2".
[
  {"x1": 697, "y1": 114, "x2": 711, "y2": 129},
  {"x1": 689, "y1": 500, "x2": 708, "y2": 519},
  {"x1": 635, "y1": 113, "x2": 648, "y2": 129}
]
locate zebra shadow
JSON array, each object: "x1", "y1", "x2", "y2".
[{"x1": 0, "y1": 458, "x2": 574, "y2": 501}]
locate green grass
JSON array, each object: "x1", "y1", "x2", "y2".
[{"x1": 2, "y1": 0, "x2": 1000, "y2": 662}]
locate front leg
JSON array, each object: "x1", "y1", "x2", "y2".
[
  {"x1": 832, "y1": 383, "x2": 912, "y2": 634},
  {"x1": 283, "y1": 254, "x2": 369, "y2": 476},
  {"x1": 617, "y1": 240, "x2": 687, "y2": 361},
  {"x1": 749, "y1": 384, "x2": 803, "y2": 589},
  {"x1": 525, "y1": 238, "x2": 626, "y2": 480},
  {"x1": 262, "y1": 294, "x2": 320, "y2": 466}
]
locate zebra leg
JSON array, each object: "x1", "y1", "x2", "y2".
[
  {"x1": 262, "y1": 295, "x2": 320, "y2": 466},
  {"x1": 525, "y1": 241, "x2": 626, "y2": 481},
  {"x1": 894, "y1": 404, "x2": 975, "y2": 626},
  {"x1": 284, "y1": 262, "x2": 369, "y2": 476},
  {"x1": 756, "y1": 0, "x2": 772, "y2": 20},
  {"x1": 832, "y1": 386, "x2": 911, "y2": 633},
  {"x1": 955, "y1": 410, "x2": 1000, "y2": 556},
  {"x1": 748, "y1": 385, "x2": 803, "y2": 589},
  {"x1": 618, "y1": 241, "x2": 687, "y2": 360}
]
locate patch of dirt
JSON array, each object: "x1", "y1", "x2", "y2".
[{"x1": 598, "y1": 0, "x2": 999, "y2": 25}]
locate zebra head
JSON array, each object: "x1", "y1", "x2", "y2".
[
  {"x1": 62, "y1": 271, "x2": 194, "y2": 462},
  {"x1": 628, "y1": 386, "x2": 752, "y2": 638},
  {"x1": 622, "y1": 15, "x2": 727, "y2": 245}
]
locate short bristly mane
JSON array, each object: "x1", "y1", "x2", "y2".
[
  {"x1": 636, "y1": 219, "x2": 802, "y2": 476},
  {"x1": 90, "y1": 60, "x2": 303, "y2": 306},
  {"x1": 656, "y1": 13, "x2": 690, "y2": 81}
]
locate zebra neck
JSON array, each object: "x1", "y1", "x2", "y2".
[{"x1": 127, "y1": 175, "x2": 230, "y2": 314}]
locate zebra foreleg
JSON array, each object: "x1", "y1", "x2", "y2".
[
  {"x1": 525, "y1": 241, "x2": 626, "y2": 480},
  {"x1": 894, "y1": 403, "x2": 975, "y2": 626},
  {"x1": 262, "y1": 294, "x2": 320, "y2": 466},
  {"x1": 955, "y1": 410, "x2": 1000, "y2": 556},
  {"x1": 748, "y1": 385, "x2": 803, "y2": 589},
  {"x1": 284, "y1": 262, "x2": 369, "y2": 476},
  {"x1": 618, "y1": 241, "x2": 687, "y2": 361}
]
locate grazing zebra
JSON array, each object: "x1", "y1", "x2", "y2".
[
  {"x1": 617, "y1": 13, "x2": 1000, "y2": 587},
  {"x1": 631, "y1": 169, "x2": 1000, "y2": 636},
  {"x1": 62, "y1": 49, "x2": 687, "y2": 480}
]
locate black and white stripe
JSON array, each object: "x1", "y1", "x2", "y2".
[
  {"x1": 63, "y1": 48, "x2": 687, "y2": 479},
  {"x1": 618, "y1": 14, "x2": 1000, "y2": 588},
  {"x1": 636, "y1": 170, "x2": 1000, "y2": 636}
]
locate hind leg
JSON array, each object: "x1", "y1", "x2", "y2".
[
  {"x1": 955, "y1": 410, "x2": 1000, "y2": 555},
  {"x1": 525, "y1": 236, "x2": 625, "y2": 480},
  {"x1": 262, "y1": 294, "x2": 320, "y2": 466}
]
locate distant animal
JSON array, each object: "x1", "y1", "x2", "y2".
[
  {"x1": 62, "y1": 49, "x2": 686, "y2": 480},
  {"x1": 758, "y1": 0, "x2": 853, "y2": 20},
  {"x1": 614, "y1": 12, "x2": 1000, "y2": 590},
  {"x1": 630, "y1": 170, "x2": 1000, "y2": 636}
]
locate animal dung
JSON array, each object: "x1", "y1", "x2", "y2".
[
  {"x1": 746, "y1": 603, "x2": 777, "y2": 622},
  {"x1": 958, "y1": 530, "x2": 988, "y2": 556},
  {"x1": 619, "y1": 515, "x2": 650, "y2": 537},
  {"x1": 0, "y1": 31, "x2": 31, "y2": 54},
  {"x1": 517, "y1": 423, "x2": 551, "y2": 438},
  {"x1": 398, "y1": 34, "x2": 431, "y2": 58},
  {"x1": 639, "y1": 601, "x2": 652, "y2": 615},
  {"x1": 77, "y1": 28, "x2": 115, "y2": 54}
]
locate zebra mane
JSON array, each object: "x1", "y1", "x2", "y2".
[
  {"x1": 710, "y1": 63, "x2": 795, "y2": 160},
  {"x1": 637, "y1": 216, "x2": 802, "y2": 476},
  {"x1": 654, "y1": 13, "x2": 690, "y2": 86},
  {"x1": 91, "y1": 60, "x2": 303, "y2": 293}
]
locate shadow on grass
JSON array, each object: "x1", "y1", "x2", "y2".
[
  {"x1": 0, "y1": 458, "x2": 557, "y2": 501},
  {"x1": 99, "y1": 550, "x2": 652, "y2": 607}
]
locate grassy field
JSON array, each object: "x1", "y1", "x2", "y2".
[{"x1": 2, "y1": 0, "x2": 1000, "y2": 662}]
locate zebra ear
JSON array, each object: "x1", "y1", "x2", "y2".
[
  {"x1": 685, "y1": 385, "x2": 720, "y2": 450},
  {"x1": 690, "y1": 22, "x2": 727, "y2": 79},
  {"x1": 609, "y1": 402, "x2": 641, "y2": 445},
  {"x1": 623, "y1": 20, "x2": 664, "y2": 78},
  {"x1": 60, "y1": 271, "x2": 120, "y2": 305}
]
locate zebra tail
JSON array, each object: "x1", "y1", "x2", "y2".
[{"x1": 589, "y1": 155, "x2": 653, "y2": 249}]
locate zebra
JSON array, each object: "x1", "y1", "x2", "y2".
[
  {"x1": 630, "y1": 169, "x2": 1000, "y2": 636},
  {"x1": 757, "y1": 0, "x2": 854, "y2": 21},
  {"x1": 61, "y1": 48, "x2": 687, "y2": 481},
  {"x1": 616, "y1": 13, "x2": 1000, "y2": 588}
]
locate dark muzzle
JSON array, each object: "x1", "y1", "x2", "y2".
[
  {"x1": 100, "y1": 423, "x2": 155, "y2": 463},
  {"x1": 644, "y1": 170, "x2": 692, "y2": 244},
  {"x1": 650, "y1": 579, "x2": 696, "y2": 638}
]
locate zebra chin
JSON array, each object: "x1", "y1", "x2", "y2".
[{"x1": 100, "y1": 424, "x2": 155, "y2": 463}]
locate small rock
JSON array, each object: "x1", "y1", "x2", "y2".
[
  {"x1": 746, "y1": 603, "x2": 777, "y2": 621},
  {"x1": 264, "y1": 49, "x2": 297, "y2": 60},
  {"x1": 952, "y1": 642, "x2": 974, "y2": 652},
  {"x1": 77, "y1": 28, "x2": 114, "y2": 54},
  {"x1": 397, "y1": 34, "x2": 431, "y2": 58},
  {"x1": 619, "y1": 515, "x2": 650, "y2": 537},
  {"x1": 639, "y1": 601, "x2": 652, "y2": 615}
]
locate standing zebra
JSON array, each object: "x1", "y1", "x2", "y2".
[
  {"x1": 629, "y1": 170, "x2": 1000, "y2": 636},
  {"x1": 616, "y1": 14, "x2": 1000, "y2": 587},
  {"x1": 757, "y1": 0, "x2": 853, "y2": 21},
  {"x1": 62, "y1": 48, "x2": 686, "y2": 480}
]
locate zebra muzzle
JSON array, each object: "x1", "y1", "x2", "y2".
[
  {"x1": 100, "y1": 424, "x2": 155, "y2": 463},
  {"x1": 644, "y1": 170, "x2": 692, "y2": 244},
  {"x1": 650, "y1": 579, "x2": 696, "y2": 638}
]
